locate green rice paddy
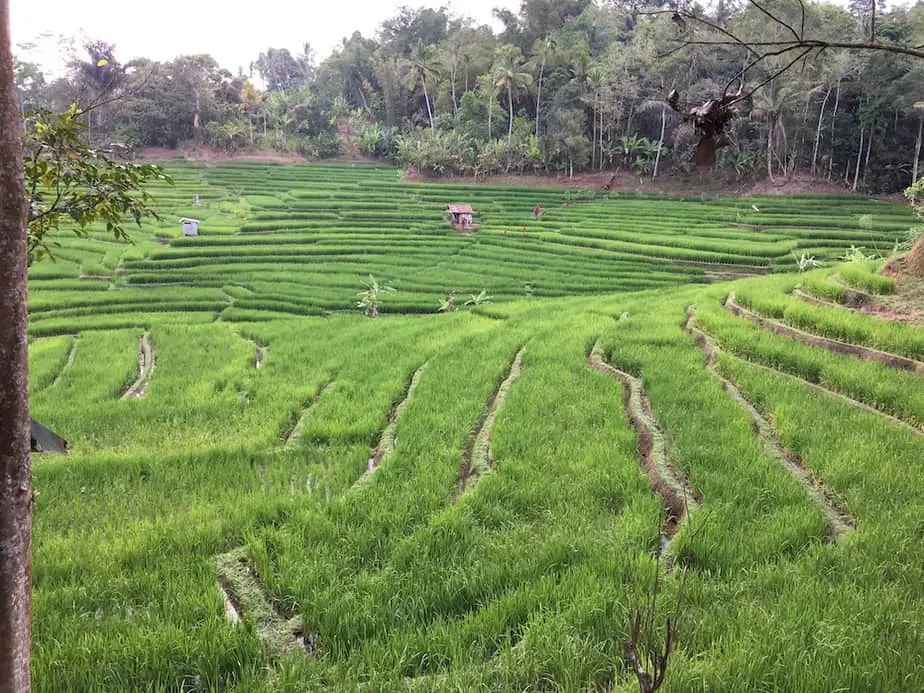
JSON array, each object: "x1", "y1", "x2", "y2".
[{"x1": 28, "y1": 162, "x2": 924, "y2": 691}]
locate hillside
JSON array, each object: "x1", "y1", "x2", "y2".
[{"x1": 27, "y1": 163, "x2": 924, "y2": 692}]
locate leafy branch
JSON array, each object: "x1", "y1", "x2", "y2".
[{"x1": 25, "y1": 103, "x2": 171, "y2": 261}]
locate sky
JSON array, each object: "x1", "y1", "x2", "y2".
[{"x1": 12, "y1": 0, "x2": 519, "y2": 78}]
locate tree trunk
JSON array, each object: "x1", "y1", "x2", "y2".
[
  {"x1": 862, "y1": 124, "x2": 873, "y2": 185},
  {"x1": 653, "y1": 106, "x2": 666, "y2": 179},
  {"x1": 0, "y1": 0, "x2": 32, "y2": 687},
  {"x1": 193, "y1": 88, "x2": 201, "y2": 143},
  {"x1": 852, "y1": 126, "x2": 864, "y2": 192},
  {"x1": 599, "y1": 103, "x2": 605, "y2": 171},
  {"x1": 507, "y1": 83, "x2": 514, "y2": 143},
  {"x1": 422, "y1": 77, "x2": 434, "y2": 129},
  {"x1": 357, "y1": 85, "x2": 372, "y2": 117},
  {"x1": 590, "y1": 93, "x2": 597, "y2": 170},
  {"x1": 450, "y1": 61, "x2": 458, "y2": 118},
  {"x1": 766, "y1": 118, "x2": 775, "y2": 183},
  {"x1": 827, "y1": 78, "x2": 842, "y2": 180},
  {"x1": 912, "y1": 114, "x2": 922, "y2": 186},
  {"x1": 487, "y1": 92, "x2": 492, "y2": 140},
  {"x1": 811, "y1": 86, "x2": 831, "y2": 176},
  {"x1": 535, "y1": 58, "x2": 545, "y2": 138}
]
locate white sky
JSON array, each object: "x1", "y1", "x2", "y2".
[{"x1": 11, "y1": 0, "x2": 519, "y2": 78}]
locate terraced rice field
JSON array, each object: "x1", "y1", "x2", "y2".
[{"x1": 27, "y1": 162, "x2": 924, "y2": 691}]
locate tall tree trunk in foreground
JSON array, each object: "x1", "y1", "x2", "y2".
[{"x1": 0, "y1": 0, "x2": 32, "y2": 690}]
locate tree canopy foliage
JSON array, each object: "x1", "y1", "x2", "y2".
[
  {"x1": 24, "y1": 104, "x2": 169, "y2": 261},
  {"x1": 14, "y1": 0, "x2": 924, "y2": 192}
]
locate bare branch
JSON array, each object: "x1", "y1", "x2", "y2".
[
  {"x1": 749, "y1": 0, "x2": 801, "y2": 42},
  {"x1": 77, "y1": 65, "x2": 157, "y2": 118},
  {"x1": 730, "y1": 47, "x2": 814, "y2": 107},
  {"x1": 798, "y1": 0, "x2": 806, "y2": 41}
]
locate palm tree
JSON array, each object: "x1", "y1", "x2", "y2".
[
  {"x1": 402, "y1": 41, "x2": 440, "y2": 129},
  {"x1": 528, "y1": 35, "x2": 556, "y2": 138},
  {"x1": 69, "y1": 41, "x2": 125, "y2": 143},
  {"x1": 492, "y1": 44, "x2": 533, "y2": 144},
  {"x1": 475, "y1": 73, "x2": 495, "y2": 140}
]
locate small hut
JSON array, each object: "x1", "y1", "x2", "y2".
[
  {"x1": 180, "y1": 217, "x2": 201, "y2": 237},
  {"x1": 447, "y1": 204, "x2": 474, "y2": 228}
]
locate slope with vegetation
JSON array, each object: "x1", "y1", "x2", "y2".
[
  {"x1": 23, "y1": 160, "x2": 924, "y2": 691},
  {"x1": 14, "y1": 0, "x2": 924, "y2": 192}
]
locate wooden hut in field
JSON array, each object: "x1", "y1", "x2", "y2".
[
  {"x1": 447, "y1": 204, "x2": 474, "y2": 229},
  {"x1": 180, "y1": 217, "x2": 200, "y2": 237}
]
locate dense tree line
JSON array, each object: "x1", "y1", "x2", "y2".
[{"x1": 13, "y1": 0, "x2": 924, "y2": 192}]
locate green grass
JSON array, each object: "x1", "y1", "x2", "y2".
[{"x1": 26, "y1": 162, "x2": 924, "y2": 691}]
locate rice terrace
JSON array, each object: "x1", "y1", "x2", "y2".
[{"x1": 21, "y1": 159, "x2": 923, "y2": 691}]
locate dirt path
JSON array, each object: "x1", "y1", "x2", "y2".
[
  {"x1": 726, "y1": 291, "x2": 924, "y2": 373},
  {"x1": 587, "y1": 341, "x2": 699, "y2": 551},
  {"x1": 454, "y1": 348, "x2": 525, "y2": 500},
  {"x1": 282, "y1": 381, "x2": 335, "y2": 449},
  {"x1": 685, "y1": 309, "x2": 855, "y2": 540},
  {"x1": 216, "y1": 548, "x2": 313, "y2": 658},
  {"x1": 120, "y1": 333, "x2": 156, "y2": 399},
  {"x1": 355, "y1": 362, "x2": 428, "y2": 488}
]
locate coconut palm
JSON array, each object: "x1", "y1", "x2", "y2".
[
  {"x1": 475, "y1": 73, "x2": 496, "y2": 140},
  {"x1": 402, "y1": 41, "x2": 441, "y2": 129},
  {"x1": 492, "y1": 44, "x2": 533, "y2": 144}
]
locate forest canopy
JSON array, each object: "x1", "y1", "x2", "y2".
[{"x1": 15, "y1": 0, "x2": 924, "y2": 193}]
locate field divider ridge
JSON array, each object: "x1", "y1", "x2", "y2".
[
  {"x1": 692, "y1": 313, "x2": 923, "y2": 437},
  {"x1": 792, "y1": 286, "x2": 920, "y2": 322},
  {"x1": 119, "y1": 332, "x2": 156, "y2": 399},
  {"x1": 49, "y1": 336, "x2": 79, "y2": 390},
  {"x1": 354, "y1": 361, "x2": 429, "y2": 488},
  {"x1": 216, "y1": 547, "x2": 314, "y2": 658},
  {"x1": 231, "y1": 329, "x2": 269, "y2": 369},
  {"x1": 453, "y1": 347, "x2": 525, "y2": 500},
  {"x1": 726, "y1": 291, "x2": 924, "y2": 373},
  {"x1": 587, "y1": 340, "x2": 699, "y2": 553},
  {"x1": 684, "y1": 308, "x2": 855, "y2": 540},
  {"x1": 282, "y1": 380, "x2": 336, "y2": 449}
]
